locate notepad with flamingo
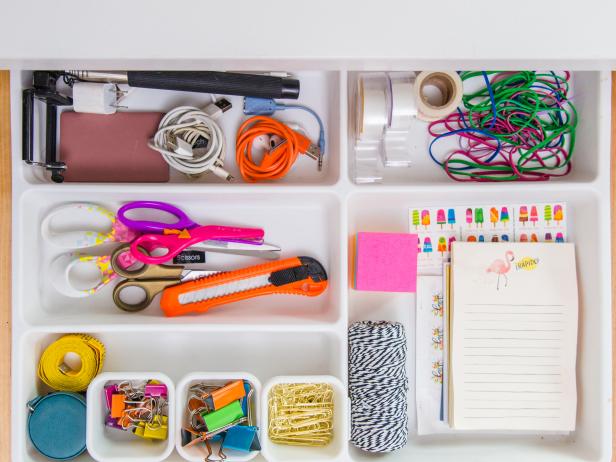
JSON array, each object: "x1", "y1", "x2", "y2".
[{"x1": 448, "y1": 242, "x2": 578, "y2": 431}]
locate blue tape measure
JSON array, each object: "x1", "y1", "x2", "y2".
[{"x1": 27, "y1": 392, "x2": 87, "y2": 460}]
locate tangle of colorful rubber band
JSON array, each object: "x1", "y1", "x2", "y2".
[{"x1": 428, "y1": 71, "x2": 578, "y2": 182}]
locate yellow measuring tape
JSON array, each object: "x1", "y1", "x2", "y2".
[{"x1": 38, "y1": 334, "x2": 105, "y2": 392}]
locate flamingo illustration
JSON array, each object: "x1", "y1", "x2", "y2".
[{"x1": 486, "y1": 250, "x2": 514, "y2": 290}]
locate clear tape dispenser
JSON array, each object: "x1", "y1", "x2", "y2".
[{"x1": 352, "y1": 71, "x2": 462, "y2": 183}]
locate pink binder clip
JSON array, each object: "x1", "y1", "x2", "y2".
[
  {"x1": 104, "y1": 384, "x2": 118, "y2": 410},
  {"x1": 145, "y1": 384, "x2": 168, "y2": 397}
]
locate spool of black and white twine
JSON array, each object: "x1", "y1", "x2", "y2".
[{"x1": 348, "y1": 321, "x2": 408, "y2": 453}]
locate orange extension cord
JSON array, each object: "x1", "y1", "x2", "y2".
[{"x1": 236, "y1": 116, "x2": 315, "y2": 182}]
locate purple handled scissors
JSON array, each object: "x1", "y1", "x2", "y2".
[
  {"x1": 117, "y1": 201, "x2": 281, "y2": 264},
  {"x1": 117, "y1": 201, "x2": 199, "y2": 233}
]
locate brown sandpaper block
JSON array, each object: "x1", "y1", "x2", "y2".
[{"x1": 59, "y1": 111, "x2": 169, "y2": 182}]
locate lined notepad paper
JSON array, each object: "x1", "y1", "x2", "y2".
[{"x1": 449, "y1": 242, "x2": 578, "y2": 431}]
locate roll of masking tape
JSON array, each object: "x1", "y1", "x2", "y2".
[
  {"x1": 38, "y1": 334, "x2": 105, "y2": 392},
  {"x1": 357, "y1": 73, "x2": 389, "y2": 141},
  {"x1": 414, "y1": 71, "x2": 463, "y2": 122}
]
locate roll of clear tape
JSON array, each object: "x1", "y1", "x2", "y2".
[
  {"x1": 389, "y1": 74, "x2": 417, "y2": 130},
  {"x1": 357, "y1": 71, "x2": 462, "y2": 137},
  {"x1": 414, "y1": 71, "x2": 463, "y2": 122},
  {"x1": 357, "y1": 74, "x2": 389, "y2": 141}
]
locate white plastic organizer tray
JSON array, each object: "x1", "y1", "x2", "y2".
[{"x1": 9, "y1": 69, "x2": 612, "y2": 462}]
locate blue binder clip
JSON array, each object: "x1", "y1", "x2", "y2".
[{"x1": 222, "y1": 425, "x2": 261, "y2": 452}]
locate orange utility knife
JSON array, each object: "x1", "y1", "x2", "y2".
[{"x1": 159, "y1": 256, "x2": 328, "y2": 317}]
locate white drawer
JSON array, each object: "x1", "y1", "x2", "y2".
[{"x1": 9, "y1": 68, "x2": 612, "y2": 462}]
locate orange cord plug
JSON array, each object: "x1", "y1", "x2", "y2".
[{"x1": 236, "y1": 116, "x2": 319, "y2": 182}]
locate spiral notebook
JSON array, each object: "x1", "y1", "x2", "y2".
[{"x1": 448, "y1": 242, "x2": 578, "y2": 431}]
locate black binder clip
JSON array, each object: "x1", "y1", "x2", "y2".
[{"x1": 22, "y1": 71, "x2": 73, "y2": 183}]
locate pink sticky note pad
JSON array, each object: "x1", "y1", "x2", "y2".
[{"x1": 354, "y1": 232, "x2": 418, "y2": 292}]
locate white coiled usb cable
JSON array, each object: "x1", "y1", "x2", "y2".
[{"x1": 149, "y1": 99, "x2": 233, "y2": 180}]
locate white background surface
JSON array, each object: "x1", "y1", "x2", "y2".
[{"x1": 1, "y1": 0, "x2": 616, "y2": 67}]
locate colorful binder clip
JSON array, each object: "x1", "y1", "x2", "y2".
[
  {"x1": 182, "y1": 379, "x2": 261, "y2": 459},
  {"x1": 202, "y1": 400, "x2": 245, "y2": 432},
  {"x1": 223, "y1": 425, "x2": 261, "y2": 452},
  {"x1": 103, "y1": 380, "x2": 169, "y2": 441}
]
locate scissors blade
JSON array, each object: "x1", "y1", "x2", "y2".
[{"x1": 197, "y1": 240, "x2": 281, "y2": 260}]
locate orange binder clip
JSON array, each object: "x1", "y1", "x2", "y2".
[
  {"x1": 110, "y1": 394, "x2": 126, "y2": 418},
  {"x1": 210, "y1": 380, "x2": 246, "y2": 411},
  {"x1": 160, "y1": 256, "x2": 328, "y2": 317}
]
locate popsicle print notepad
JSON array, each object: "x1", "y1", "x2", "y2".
[{"x1": 449, "y1": 242, "x2": 578, "y2": 432}]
